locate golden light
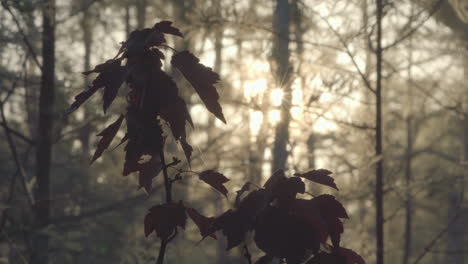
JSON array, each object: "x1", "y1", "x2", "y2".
[
  {"x1": 244, "y1": 78, "x2": 268, "y2": 99},
  {"x1": 290, "y1": 106, "x2": 302, "y2": 118},
  {"x1": 249, "y1": 111, "x2": 263, "y2": 136},
  {"x1": 271, "y1": 88, "x2": 283, "y2": 106},
  {"x1": 269, "y1": 110, "x2": 281, "y2": 124}
]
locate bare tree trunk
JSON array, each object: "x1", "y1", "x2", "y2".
[
  {"x1": 271, "y1": 0, "x2": 292, "y2": 173},
  {"x1": 402, "y1": 14, "x2": 414, "y2": 264},
  {"x1": 136, "y1": 0, "x2": 147, "y2": 29},
  {"x1": 375, "y1": 0, "x2": 384, "y2": 263},
  {"x1": 31, "y1": 0, "x2": 55, "y2": 263},
  {"x1": 124, "y1": 1, "x2": 131, "y2": 36}
]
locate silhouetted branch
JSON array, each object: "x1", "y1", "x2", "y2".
[
  {"x1": 1, "y1": 1, "x2": 42, "y2": 71},
  {"x1": 412, "y1": 209, "x2": 466, "y2": 264},
  {"x1": 383, "y1": 0, "x2": 445, "y2": 50}
]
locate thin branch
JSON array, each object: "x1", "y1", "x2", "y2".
[
  {"x1": 315, "y1": 12, "x2": 376, "y2": 94},
  {"x1": 383, "y1": 0, "x2": 445, "y2": 50},
  {"x1": 1, "y1": 1, "x2": 42, "y2": 71},
  {"x1": 412, "y1": 209, "x2": 465, "y2": 264}
]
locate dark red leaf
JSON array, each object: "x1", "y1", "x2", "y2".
[
  {"x1": 171, "y1": 51, "x2": 226, "y2": 123},
  {"x1": 338, "y1": 247, "x2": 366, "y2": 264},
  {"x1": 180, "y1": 139, "x2": 193, "y2": 164},
  {"x1": 254, "y1": 206, "x2": 320, "y2": 262},
  {"x1": 160, "y1": 96, "x2": 192, "y2": 139},
  {"x1": 144, "y1": 201, "x2": 186, "y2": 239},
  {"x1": 198, "y1": 170, "x2": 229, "y2": 197},
  {"x1": 235, "y1": 182, "x2": 252, "y2": 207},
  {"x1": 65, "y1": 85, "x2": 99, "y2": 115},
  {"x1": 330, "y1": 218, "x2": 344, "y2": 249},
  {"x1": 313, "y1": 194, "x2": 349, "y2": 219},
  {"x1": 291, "y1": 199, "x2": 329, "y2": 242},
  {"x1": 122, "y1": 28, "x2": 160, "y2": 57},
  {"x1": 263, "y1": 169, "x2": 287, "y2": 190},
  {"x1": 123, "y1": 108, "x2": 164, "y2": 178},
  {"x1": 84, "y1": 59, "x2": 126, "y2": 113},
  {"x1": 295, "y1": 169, "x2": 339, "y2": 190},
  {"x1": 90, "y1": 115, "x2": 124, "y2": 164},
  {"x1": 138, "y1": 155, "x2": 163, "y2": 193},
  {"x1": 271, "y1": 177, "x2": 305, "y2": 207},
  {"x1": 153, "y1": 21, "x2": 184, "y2": 37},
  {"x1": 186, "y1": 207, "x2": 216, "y2": 239},
  {"x1": 212, "y1": 189, "x2": 270, "y2": 250}
]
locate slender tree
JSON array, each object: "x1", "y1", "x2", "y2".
[
  {"x1": 31, "y1": 0, "x2": 55, "y2": 263},
  {"x1": 271, "y1": 0, "x2": 292, "y2": 173},
  {"x1": 375, "y1": 0, "x2": 384, "y2": 263}
]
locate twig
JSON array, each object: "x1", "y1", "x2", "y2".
[
  {"x1": 0, "y1": 59, "x2": 34, "y2": 207},
  {"x1": 412, "y1": 209, "x2": 465, "y2": 264},
  {"x1": 383, "y1": 0, "x2": 445, "y2": 50},
  {"x1": 315, "y1": 13, "x2": 376, "y2": 94},
  {"x1": 1, "y1": 0, "x2": 42, "y2": 71}
]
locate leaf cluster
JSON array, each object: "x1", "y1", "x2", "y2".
[{"x1": 67, "y1": 20, "x2": 364, "y2": 264}]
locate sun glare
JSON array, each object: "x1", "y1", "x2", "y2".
[
  {"x1": 269, "y1": 110, "x2": 281, "y2": 124},
  {"x1": 244, "y1": 78, "x2": 268, "y2": 99},
  {"x1": 249, "y1": 111, "x2": 263, "y2": 136},
  {"x1": 271, "y1": 88, "x2": 283, "y2": 106}
]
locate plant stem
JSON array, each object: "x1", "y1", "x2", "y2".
[
  {"x1": 160, "y1": 151, "x2": 172, "y2": 203},
  {"x1": 156, "y1": 238, "x2": 168, "y2": 264},
  {"x1": 156, "y1": 151, "x2": 172, "y2": 264}
]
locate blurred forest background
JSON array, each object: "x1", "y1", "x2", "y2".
[{"x1": 0, "y1": 0, "x2": 467, "y2": 263}]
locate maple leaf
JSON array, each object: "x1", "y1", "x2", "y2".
[
  {"x1": 186, "y1": 207, "x2": 216, "y2": 239},
  {"x1": 198, "y1": 170, "x2": 230, "y2": 197},
  {"x1": 160, "y1": 97, "x2": 191, "y2": 139},
  {"x1": 291, "y1": 195, "x2": 348, "y2": 246},
  {"x1": 123, "y1": 108, "x2": 164, "y2": 177},
  {"x1": 211, "y1": 209, "x2": 252, "y2": 250},
  {"x1": 171, "y1": 51, "x2": 226, "y2": 123},
  {"x1": 65, "y1": 85, "x2": 99, "y2": 115},
  {"x1": 271, "y1": 177, "x2": 305, "y2": 207},
  {"x1": 180, "y1": 139, "x2": 193, "y2": 164},
  {"x1": 138, "y1": 155, "x2": 163, "y2": 193},
  {"x1": 122, "y1": 28, "x2": 162, "y2": 57},
  {"x1": 291, "y1": 199, "x2": 329, "y2": 242},
  {"x1": 309, "y1": 195, "x2": 348, "y2": 248},
  {"x1": 313, "y1": 194, "x2": 349, "y2": 219},
  {"x1": 90, "y1": 114, "x2": 124, "y2": 164},
  {"x1": 254, "y1": 206, "x2": 320, "y2": 263},
  {"x1": 144, "y1": 201, "x2": 186, "y2": 239},
  {"x1": 211, "y1": 189, "x2": 270, "y2": 250},
  {"x1": 85, "y1": 59, "x2": 126, "y2": 113},
  {"x1": 295, "y1": 169, "x2": 339, "y2": 190},
  {"x1": 153, "y1": 21, "x2": 184, "y2": 37},
  {"x1": 338, "y1": 247, "x2": 366, "y2": 264},
  {"x1": 66, "y1": 59, "x2": 126, "y2": 114}
]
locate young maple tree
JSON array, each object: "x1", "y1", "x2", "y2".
[{"x1": 67, "y1": 20, "x2": 365, "y2": 264}]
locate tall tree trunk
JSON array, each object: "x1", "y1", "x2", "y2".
[
  {"x1": 375, "y1": 0, "x2": 384, "y2": 263},
  {"x1": 271, "y1": 0, "x2": 292, "y2": 173},
  {"x1": 136, "y1": 0, "x2": 147, "y2": 29},
  {"x1": 124, "y1": 1, "x2": 131, "y2": 36},
  {"x1": 402, "y1": 13, "x2": 414, "y2": 264},
  {"x1": 31, "y1": 0, "x2": 55, "y2": 263}
]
